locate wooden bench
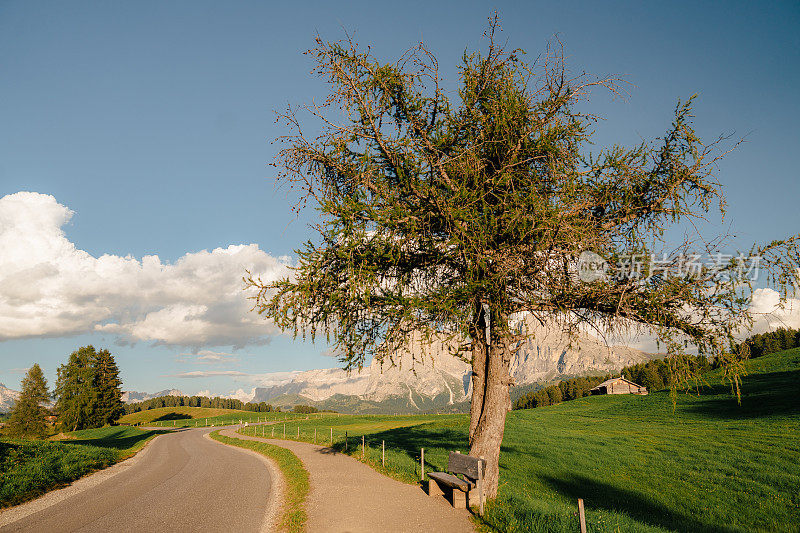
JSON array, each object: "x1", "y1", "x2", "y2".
[{"x1": 427, "y1": 451, "x2": 485, "y2": 511}]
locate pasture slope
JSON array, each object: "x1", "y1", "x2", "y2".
[
  {"x1": 119, "y1": 406, "x2": 315, "y2": 427},
  {"x1": 238, "y1": 348, "x2": 800, "y2": 532}
]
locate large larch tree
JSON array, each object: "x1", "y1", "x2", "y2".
[{"x1": 248, "y1": 19, "x2": 799, "y2": 497}]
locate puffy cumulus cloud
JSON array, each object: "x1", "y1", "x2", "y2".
[
  {"x1": 0, "y1": 192, "x2": 290, "y2": 347},
  {"x1": 747, "y1": 288, "x2": 800, "y2": 334},
  {"x1": 226, "y1": 388, "x2": 256, "y2": 403}
]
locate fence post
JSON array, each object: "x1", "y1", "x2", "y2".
[
  {"x1": 382, "y1": 440, "x2": 385, "y2": 467},
  {"x1": 297, "y1": 427, "x2": 299, "y2": 438},
  {"x1": 314, "y1": 428, "x2": 317, "y2": 444},
  {"x1": 283, "y1": 423, "x2": 286, "y2": 439},
  {"x1": 578, "y1": 499, "x2": 587, "y2": 533},
  {"x1": 420, "y1": 448, "x2": 425, "y2": 481},
  {"x1": 330, "y1": 427, "x2": 333, "y2": 446},
  {"x1": 345, "y1": 431, "x2": 348, "y2": 451},
  {"x1": 272, "y1": 426, "x2": 275, "y2": 437},
  {"x1": 362, "y1": 435, "x2": 365, "y2": 459}
]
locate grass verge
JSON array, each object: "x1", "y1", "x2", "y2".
[
  {"x1": 209, "y1": 430, "x2": 309, "y2": 533},
  {"x1": 0, "y1": 426, "x2": 159, "y2": 508}
]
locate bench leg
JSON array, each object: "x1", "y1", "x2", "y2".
[
  {"x1": 451, "y1": 489, "x2": 467, "y2": 509},
  {"x1": 428, "y1": 479, "x2": 444, "y2": 498}
]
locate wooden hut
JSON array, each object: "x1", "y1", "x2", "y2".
[{"x1": 590, "y1": 376, "x2": 648, "y2": 395}]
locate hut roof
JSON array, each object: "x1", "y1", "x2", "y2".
[{"x1": 590, "y1": 376, "x2": 646, "y2": 391}]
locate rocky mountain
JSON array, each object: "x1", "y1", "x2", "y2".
[
  {"x1": 0, "y1": 382, "x2": 20, "y2": 413},
  {"x1": 122, "y1": 388, "x2": 184, "y2": 404},
  {"x1": 251, "y1": 317, "x2": 655, "y2": 413}
]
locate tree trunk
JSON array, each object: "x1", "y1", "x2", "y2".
[
  {"x1": 469, "y1": 319, "x2": 511, "y2": 499},
  {"x1": 468, "y1": 301, "x2": 488, "y2": 442}
]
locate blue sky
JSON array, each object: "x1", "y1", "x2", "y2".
[{"x1": 1, "y1": 1, "x2": 798, "y2": 397}]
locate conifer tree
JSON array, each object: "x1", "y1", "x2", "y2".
[
  {"x1": 55, "y1": 346, "x2": 98, "y2": 431},
  {"x1": 7, "y1": 364, "x2": 50, "y2": 438},
  {"x1": 91, "y1": 348, "x2": 124, "y2": 426}
]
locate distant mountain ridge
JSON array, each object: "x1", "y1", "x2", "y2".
[
  {"x1": 250, "y1": 317, "x2": 655, "y2": 413},
  {"x1": 0, "y1": 382, "x2": 20, "y2": 413},
  {"x1": 122, "y1": 388, "x2": 184, "y2": 404}
]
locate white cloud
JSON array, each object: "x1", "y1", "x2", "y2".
[
  {"x1": 177, "y1": 350, "x2": 241, "y2": 364},
  {"x1": 227, "y1": 388, "x2": 256, "y2": 403},
  {"x1": 171, "y1": 370, "x2": 249, "y2": 378},
  {"x1": 0, "y1": 192, "x2": 290, "y2": 347},
  {"x1": 747, "y1": 287, "x2": 800, "y2": 334}
]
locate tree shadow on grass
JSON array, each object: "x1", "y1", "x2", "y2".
[
  {"x1": 682, "y1": 369, "x2": 800, "y2": 420},
  {"x1": 67, "y1": 428, "x2": 166, "y2": 450},
  {"x1": 152, "y1": 412, "x2": 192, "y2": 422},
  {"x1": 326, "y1": 424, "x2": 469, "y2": 472},
  {"x1": 539, "y1": 472, "x2": 738, "y2": 533}
]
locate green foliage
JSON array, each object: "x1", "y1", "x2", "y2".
[
  {"x1": 91, "y1": 348, "x2": 124, "y2": 427},
  {"x1": 123, "y1": 394, "x2": 274, "y2": 415},
  {"x1": 55, "y1": 347, "x2": 96, "y2": 431},
  {"x1": 732, "y1": 327, "x2": 800, "y2": 360},
  {"x1": 252, "y1": 18, "x2": 799, "y2": 385},
  {"x1": 54, "y1": 346, "x2": 124, "y2": 431},
  {"x1": 292, "y1": 405, "x2": 319, "y2": 414},
  {"x1": 6, "y1": 364, "x2": 50, "y2": 438},
  {"x1": 210, "y1": 431, "x2": 309, "y2": 532},
  {"x1": 249, "y1": 18, "x2": 799, "y2": 497},
  {"x1": 513, "y1": 374, "x2": 610, "y2": 409},
  {"x1": 0, "y1": 426, "x2": 157, "y2": 508}
]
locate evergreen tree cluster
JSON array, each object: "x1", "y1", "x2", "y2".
[
  {"x1": 732, "y1": 327, "x2": 800, "y2": 359},
  {"x1": 6, "y1": 364, "x2": 50, "y2": 438},
  {"x1": 513, "y1": 354, "x2": 715, "y2": 410},
  {"x1": 123, "y1": 394, "x2": 274, "y2": 415},
  {"x1": 620, "y1": 355, "x2": 710, "y2": 391},
  {"x1": 513, "y1": 375, "x2": 612, "y2": 410},
  {"x1": 55, "y1": 346, "x2": 124, "y2": 431}
]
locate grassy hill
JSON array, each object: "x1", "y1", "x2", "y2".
[
  {"x1": 240, "y1": 348, "x2": 800, "y2": 532},
  {"x1": 119, "y1": 406, "x2": 254, "y2": 425},
  {"x1": 119, "y1": 406, "x2": 317, "y2": 428},
  {"x1": 0, "y1": 426, "x2": 160, "y2": 508}
]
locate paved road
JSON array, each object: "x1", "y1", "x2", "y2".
[{"x1": 0, "y1": 428, "x2": 273, "y2": 533}]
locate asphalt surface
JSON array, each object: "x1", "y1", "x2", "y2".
[{"x1": 0, "y1": 428, "x2": 273, "y2": 533}]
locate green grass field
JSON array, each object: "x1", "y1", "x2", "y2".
[
  {"x1": 210, "y1": 430, "x2": 309, "y2": 532},
  {"x1": 239, "y1": 348, "x2": 800, "y2": 532},
  {"x1": 119, "y1": 406, "x2": 316, "y2": 427},
  {"x1": 0, "y1": 426, "x2": 160, "y2": 508}
]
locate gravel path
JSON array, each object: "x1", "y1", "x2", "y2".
[{"x1": 221, "y1": 428, "x2": 475, "y2": 533}]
